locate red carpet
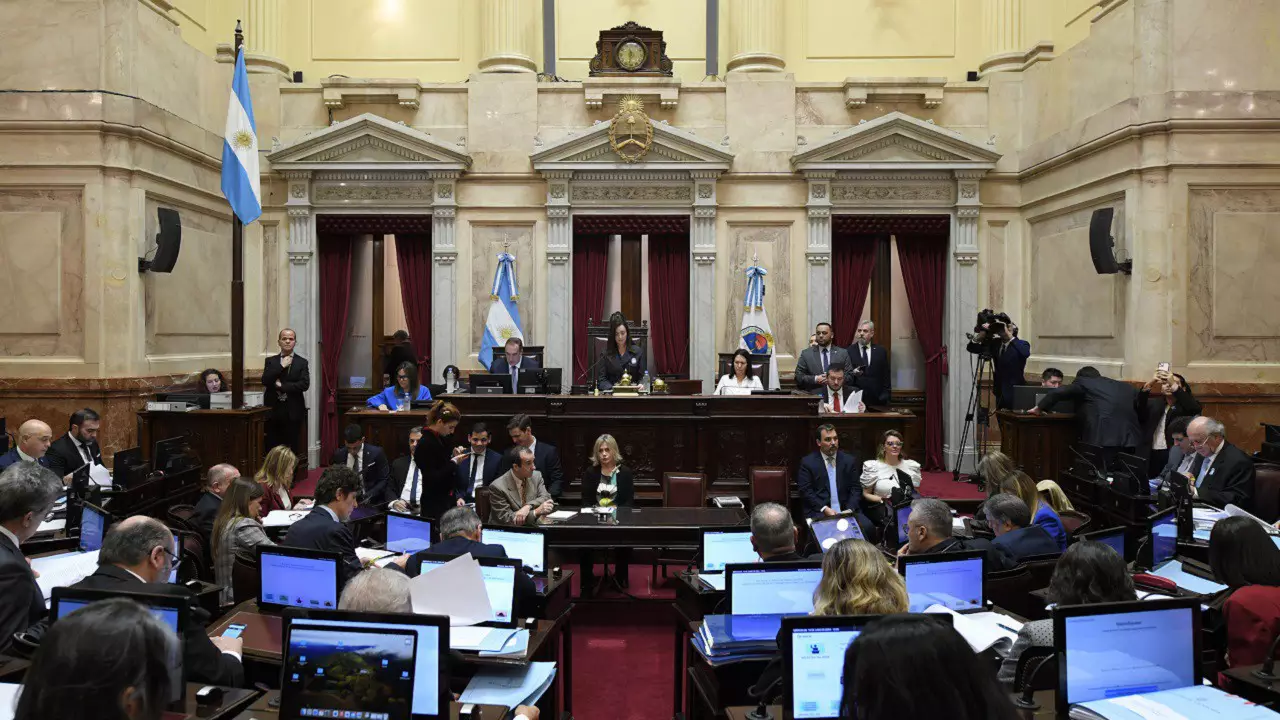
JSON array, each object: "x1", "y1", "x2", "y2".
[{"x1": 920, "y1": 470, "x2": 986, "y2": 501}]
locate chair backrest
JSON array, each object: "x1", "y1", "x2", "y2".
[
  {"x1": 167, "y1": 504, "x2": 199, "y2": 534},
  {"x1": 748, "y1": 466, "x2": 789, "y2": 508},
  {"x1": 1058, "y1": 509, "x2": 1092, "y2": 537},
  {"x1": 663, "y1": 472, "x2": 707, "y2": 508},
  {"x1": 1254, "y1": 463, "x2": 1280, "y2": 523},
  {"x1": 716, "y1": 353, "x2": 772, "y2": 390},
  {"x1": 180, "y1": 535, "x2": 211, "y2": 583},
  {"x1": 231, "y1": 552, "x2": 260, "y2": 606},
  {"x1": 1002, "y1": 558, "x2": 1060, "y2": 620},
  {"x1": 985, "y1": 566, "x2": 1037, "y2": 618},
  {"x1": 475, "y1": 486, "x2": 492, "y2": 525}
]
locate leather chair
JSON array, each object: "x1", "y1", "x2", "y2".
[
  {"x1": 1012, "y1": 557, "x2": 1061, "y2": 620},
  {"x1": 167, "y1": 504, "x2": 200, "y2": 535},
  {"x1": 475, "y1": 486, "x2": 492, "y2": 525},
  {"x1": 178, "y1": 532, "x2": 211, "y2": 583},
  {"x1": 1058, "y1": 509, "x2": 1092, "y2": 538},
  {"x1": 663, "y1": 472, "x2": 707, "y2": 508},
  {"x1": 749, "y1": 466, "x2": 789, "y2": 508},
  {"x1": 1254, "y1": 463, "x2": 1280, "y2": 523},
  {"x1": 986, "y1": 566, "x2": 1038, "y2": 619},
  {"x1": 231, "y1": 552, "x2": 260, "y2": 607}
]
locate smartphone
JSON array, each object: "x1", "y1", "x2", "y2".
[
  {"x1": 221, "y1": 623, "x2": 247, "y2": 639},
  {"x1": 1157, "y1": 362, "x2": 1171, "y2": 374}
]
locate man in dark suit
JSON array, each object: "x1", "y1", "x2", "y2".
[
  {"x1": 263, "y1": 328, "x2": 310, "y2": 455},
  {"x1": 283, "y1": 465, "x2": 382, "y2": 586},
  {"x1": 849, "y1": 321, "x2": 891, "y2": 407},
  {"x1": 1183, "y1": 416, "x2": 1256, "y2": 511},
  {"x1": 44, "y1": 408, "x2": 104, "y2": 481},
  {"x1": 817, "y1": 367, "x2": 866, "y2": 414},
  {"x1": 455, "y1": 422, "x2": 502, "y2": 504},
  {"x1": 191, "y1": 464, "x2": 238, "y2": 540},
  {"x1": 967, "y1": 320, "x2": 1030, "y2": 410},
  {"x1": 0, "y1": 420, "x2": 54, "y2": 472},
  {"x1": 496, "y1": 414, "x2": 564, "y2": 499},
  {"x1": 750, "y1": 502, "x2": 805, "y2": 562},
  {"x1": 389, "y1": 426, "x2": 425, "y2": 513},
  {"x1": 796, "y1": 424, "x2": 873, "y2": 539},
  {"x1": 331, "y1": 424, "x2": 393, "y2": 507},
  {"x1": 70, "y1": 516, "x2": 244, "y2": 686},
  {"x1": 985, "y1": 494, "x2": 1061, "y2": 569},
  {"x1": 898, "y1": 497, "x2": 1005, "y2": 570},
  {"x1": 402, "y1": 507, "x2": 538, "y2": 616},
  {"x1": 1030, "y1": 366, "x2": 1141, "y2": 456},
  {"x1": 0, "y1": 462, "x2": 62, "y2": 653},
  {"x1": 488, "y1": 338, "x2": 540, "y2": 395},
  {"x1": 794, "y1": 322, "x2": 853, "y2": 392}
]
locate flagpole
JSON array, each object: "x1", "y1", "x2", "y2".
[{"x1": 230, "y1": 20, "x2": 245, "y2": 410}]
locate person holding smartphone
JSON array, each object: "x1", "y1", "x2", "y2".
[{"x1": 1137, "y1": 362, "x2": 1202, "y2": 477}]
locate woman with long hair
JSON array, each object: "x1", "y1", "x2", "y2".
[
  {"x1": 412, "y1": 400, "x2": 468, "y2": 521},
  {"x1": 999, "y1": 470, "x2": 1067, "y2": 550},
  {"x1": 1036, "y1": 479, "x2": 1074, "y2": 513},
  {"x1": 256, "y1": 444, "x2": 303, "y2": 513},
  {"x1": 812, "y1": 539, "x2": 908, "y2": 616},
  {"x1": 597, "y1": 315, "x2": 646, "y2": 390},
  {"x1": 859, "y1": 430, "x2": 921, "y2": 526},
  {"x1": 367, "y1": 360, "x2": 431, "y2": 410},
  {"x1": 1209, "y1": 517, "x2": 1280, "y2": 668},
  {"x1": 212, "y1": 477, "x2": 275, "y2": 603},
  {"x1": 714, "y1": 349, "x2": 764, "y2": 395}
]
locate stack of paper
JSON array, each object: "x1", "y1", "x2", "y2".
[
  {"x1": 692, "y1": 614, "x2": 781, "y2": 666},
  {"x1": 30, "y1": 550, "x2": 100, "y2": 601},
  {"x1": 262, "y1": 510, "x2": 307, "y2": 528},
  {"x1": 354, "y1": 547, "x2": 398, "y2": 567},
  {"x1": 924, "y1": 605, "x2": 1022, "y2": 653},
  {"x1": 459, "y1": 662, "x2": 556, "y2": 709},
  {"x1": 451, "y1": 627, "x2": 530, "y2": 656},
  {"x1": 409, "y1": 553, "x2": 492, "y2": 625},
  {"x1": 545, "y1": 510, "x2": 578, "y2": 521},
  {"x1": 1069, "y1": 685, "x2": 1279, "y2": 720}
]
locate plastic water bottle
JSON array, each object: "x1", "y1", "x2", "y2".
[{"x1": 641, "y1": 371, "x2": 651, "y2": 393}]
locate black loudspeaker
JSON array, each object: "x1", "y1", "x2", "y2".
[
  {"x1": 293, "y1": 70, "x2": 303, "y2": 83},
  {"x1": 967, "y1": 70, "x2": 979, "y2": 82},
  {"x1": 1088, "y1": 207, "x2": 1130, "y2": 275},
  {"x1": 140, "y1": 208, "x2": 182, "y2": 274}
]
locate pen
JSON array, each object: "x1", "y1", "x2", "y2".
[{"x1": 996, "y1": 622, "x2": 1019, "y2": 634}]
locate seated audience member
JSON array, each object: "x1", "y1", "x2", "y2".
[
  {"x1": 284, "y1": 466, "x2": 395, "y2": 585},
  {"x1": 489, "y1": 337, "x2": 540, "y2": 394},
  {"x1": 391, "y1": 426, "x2": 425, "y2": 513},
  {"x1": 860, "y1": 430, "x2": 921, "y2": 526},
  {"x1": 817, "y1": 366, "x2": 865, "y2": 414},
  {"x1": 1208, "y1": 517, "x2": 1280, "y2": 668},
  {"x1": 455, "y1": 422, "x2": 502, "y2": 504},
  {"x1": 1183, "y1": 416, "x2": 1256, "y2": 511},
  {"x1": 71, "y1": 516, "x2": 244, "y2": 687},
  {"x1": 496, "y1": 414, "x2": 565, "y2": 499},
  {"x1": 199, "y1": 368, "x2": 228, "y2": 394},
  {"x1": 999, "y1": 471, "x2": 1067, "y2": 550},
  {"x1": 488, "y1": 446, "x2": 554, "y2": 527},
  {"x1": 45, "y1": 408, "x2": 105, "y2": 479},
  {"x1": 1137, "y1": 368, "x2": 1201, "y2": 477},
  {"x1": 898, "y1": 498, "x2": 1004, "y2": 569},
  {"x1": 331, "y1": 424, "x2": 393, "y2": 507},
  {"x1": 976, "y1": 450, "x2": 1018, "y2": 488},
  {"x1": 750, "y1": 502, "x2": 802, "y2": 562},
  {"x1": 256, "y1": 445, "x2": 306, "y2": 514},
  {"x1": 985, "y1": 493, "x2": 1061, "y2": 568},
  {"x1": 715, "y1": 349, "x2": 764, "y2": 396},
  {"x1": 192, "y1": 464, "x2": 239, "y2": 539},
  {"x1": 580, "y1": 434, "x2": 634, "y2": 593},
  {"x1": 0, "y1": 462, "x2": 63, "y2": 653},
  {"x1": 367, "y1": 360, "x2": 431, "y2": 411},
  {"x1": 0, "y1": 420, "x2": 54, "y2": 471},
  {"x1": 842, "y1": 615, "x2": 1021, "y2": 720},
  {"x1": 211, "y1": 477, "x2": 275, "y2": 604},
  {"x1": 1035, "y1": 479, "x2": 1074, "y2": 514},
  {"x1": 16, "y1": 598, "x2": 179, "y2": 720},
  {"x1": 338, "y1": 567, "x2": 413, "y2": 613},
  {"x1": 1041, "y1": 368, "x2": 1064, "y2": 388},
  {"x1": 402, "y1": 507, "x2": 538, "y2": 615},
  {"x1": 813, "y1": 539, "x2": 908, "y2": 616},
  {"x1": 796, "y1": 425, "x2": 873, "y2": 539},
  {"x1": 1159, "y1": 415, "x2": 1198, "y2": 479},
  {"x1": 997, "y1": 541, "x2": 1135, "y2": 682},
  {"x1": 383, "y1": 330, "x2": 417, "y2": 386}
]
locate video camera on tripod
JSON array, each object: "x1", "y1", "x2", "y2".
[{"x1": 966, "y1": 309, "x2": 1014, "y2": 353}]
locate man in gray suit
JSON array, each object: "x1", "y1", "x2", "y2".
[
  {"x1": 794, "y1": 322, "x2": 853, "y2": 392},
  {"x1": 487, "y1": 446, "x2": 554, "y2": 527}
]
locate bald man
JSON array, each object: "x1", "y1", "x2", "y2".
[
  {"x1": 0, "y1": 420, "x2": 54, "y2": 471},
  {"x1": 192, "y1": 464, "x2": 239, "y2": 539}
]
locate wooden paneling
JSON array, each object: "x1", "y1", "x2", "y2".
[{"x1": 138, "y1": 407, "x2": 272, "y2": 477}]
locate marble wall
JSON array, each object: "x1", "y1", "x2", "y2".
[
  {"x1": 0, "y1": 190, "x2": 85, "y2": 359},
  {"x1": 143, "y1": 198, "x2": 233, "y2": 357},
  {"x1": 469, "y1": 224, "x2": 537, "y2": 360}
]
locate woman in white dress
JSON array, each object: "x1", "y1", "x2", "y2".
[
  {"x1": 860, "y1": 430, "x2": 922, "y2": 523},
  {"x1": 714, "y1": 349, "x2": 764, "y2": 396}
]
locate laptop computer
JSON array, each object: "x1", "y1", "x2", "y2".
[
  {"x1": 1054, "y1": 597, "x2": 1202, "y2": 717},
  {"x1": 725, "y1": 561, "x2": 823, "y2": 617},
  {"x1": 283, "y1": 608, "x2": 450, "y2": 720},
  {"x1": 385, "y1": 512, "x2": 434, "y2": 555},
  {"x1": 257, "y1": 545, "x2": 342, "y2": 612},
  {"x1": 413, "y1": 553, "x2": 519, "y2": 628},
  {"x1": 1011, "y1": 384, "x2": 1075, "y2": 413},
  {"x1": 1142, "y1": 507, "x2": 1227, "y2": 596},
  {"x1": 810, "y1": 515, "x2": 865, "y2": 553},
  {"x1": 897, "y1": 549, "x2": 987, "y2": 613},
  {"x1": 698, "y1": 529, "x2": 757, "y2": 591},
  {"x1": 516, "y1": 368, "x2": 563, "y2": 395},
  {"x1": 30, "y1": 502, "x2": 111, "y2": 601},
  {"x1": 481, "y1": 525, "x2": 547, "y2": 574},
  {"x1": 280, "y1": 620, "x2": 420, "y2": 720},
  {"x1": 468, "y1": 374, "x2": 512, "y2": 395},
  {"x1": 1080, "y1": 526, "x2": 1127, "y2": 561}
]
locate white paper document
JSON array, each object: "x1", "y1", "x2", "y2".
[
  {"x1": 88, "y1": 463, "x2": 113, "y2": 488},
  {"x1": 354, "y1": 547, "x2": 396, "y2": 566},
  {"x1": 450, "y1": 627, "x2": 527, "y2": 653},
  {"x1": 409, "y1": 553, "x2": 493, "y2": 626},
  {"x1": 0, "y1": 682, "x2": 21, "y2": 720},
  {"x1": 546, "y1": 510, "x2": 578, "y2": 520},
  {"x1": 459, "y1": 662, "x2": 556, "y2": 709},
  {"x1": 924, "y1": 605, "x2": 1022, "y2": 653},
  {"x1": 262, "y1": 510, "x2": 307, "y2": 528},
  {"x1": 37, "y1": 518, "x2": 66, "y2": 534},
  {"x1": 30, "y1": 550, "x2": 101, "y2": 601}
]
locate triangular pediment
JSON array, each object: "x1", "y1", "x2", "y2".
[
  {"x1": 533, "y1": 121, "x2": 732, "y2": 171},
  {"x1": 268, "y1": 113, "x2": 471, "y2": 171},
  {"x1": 793, "y1": 111, "x2": 1000, "y2": 170}
]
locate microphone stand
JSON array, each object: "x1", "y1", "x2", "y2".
[
  {"x1": 1253, "y1": 629, "x2": 1280, "y2": 681},
  {"x1": 1069, "y1": 446, "x2": 1109, "y2": 485},
  {"x1": 746, "y1": 675, "x2": 783, "y2": 720}
]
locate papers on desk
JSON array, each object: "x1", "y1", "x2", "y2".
[
  {"x1": 1068, "y1": 685, "x2": 1277, "y2": 720},
  {"x1": 409, "y1": 553, "x2": 493, "y2": 625},
  {"x1": 1225, "y1": 504, "x2": 1280, "y2": 534},
  {"x1": 459, "y1": 662, "x2": 556, "y2": 709},
  {"x1": 923, "y1": 605, "x2": 1022, "y2": 653},
  {"x1": 88, "y1": 462, "x2": 112, "y2": 488},
  {"x1": 546, "y1": 510, "x2": 578, "y2": 521},
  {"x1": 450, "y1": 627, "x2": 530, "y2": 656},
  {"x1": 354, "y1": 547, "x2": 399, "y2": 568},
  {"x1": 699, "y1": 573, "x2": 726, "y2": 592},
  {"x1": 261, "y1": 510, "x2": 307, "y2": 528},
  {"x1": 1150, "y1": 560, "x2": 1228, "y2": 596},
  {"x1": 30, "y1": 550, "x2": 100, "y2": 601},
  {"x1": 37, "y1": 518, "x2": 66, "y2": 534},
  {"x1": 0, "y1": 682, "x2": 19, "y2": 720}
]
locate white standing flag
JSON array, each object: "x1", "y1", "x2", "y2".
[{"x1": 739, "y1": 265, "x2": 780, "y2": 390}]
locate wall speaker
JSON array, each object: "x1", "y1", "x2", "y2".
[
  {"x1": 139, "y1": 207, "x2": 182, "y2": 273},
  {"x1": 1088, "y1": 207, "x2": 1130, "y2": 275}
]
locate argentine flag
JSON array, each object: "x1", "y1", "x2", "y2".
[
  {"x1": 220, "y1": 47, "x2": 261, "y2": 224},
  {"x1": 739, "y1": 265, "x2": 781, "y2": 390},
  {"x1": 479, "y1": 253, "x2": 524, "y2": 371}
]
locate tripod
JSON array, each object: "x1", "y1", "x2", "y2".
[{"x1": 952, "y1": 350, "x2": 994, "y2": 487}]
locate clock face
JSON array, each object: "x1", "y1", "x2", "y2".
[{"x1": 615, "y1": 41, "x2": 646, "y2": 71}]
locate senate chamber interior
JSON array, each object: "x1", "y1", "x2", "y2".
[{"x1": 4, "y1": 1, "x2": 1280, "y2": 719}]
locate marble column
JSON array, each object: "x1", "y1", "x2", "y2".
[
  {"x1": 431, "y1": 174, "x2": 459, "y2": 375},
  {"x1": 244, "y1": 0, "x2": 290, "y2": 78},
  {"x1": 284, "y1": 173, "x2": 319, "y2": 466},
  {"x1": 805, "y1": 175, "x2": 833, "y2": 329},
  {"x1": 478, "y1": 0, "x2": 537, "y2": 74},
  {"x1": 945, "y1": 173, "x2": 983, "y2": 471},
  {"x1": 544, "y1": 173, "x2": 573, "y2": 388},
  {"x1": 979, "y1": 0, "x2": 1026, "y2": 76},
  {"x1": 691, "y1": 173, "x2": 720, "y2": 388},
  {"x1": 727, "y1": 0, "x2": 786, "y2": 73}
]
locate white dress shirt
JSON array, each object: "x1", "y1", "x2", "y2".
[
  {"x1": 71, "y1": 435, "x2": 96, "y2": 465},
  {"x1": 860, "y1": 459, "x2": 923, "y2": 498},
  {"x1": 15, "y1": 447, "x2": 35, "y2": 464},
  {"x1": 400, "y1": 457, "x2": 422, "y2": 506},
  {"x1": 320, "y1": 505, "x2": 340, "y2": 522},
  {"x1": 275, "y1": 486, "x2": 292, "y2": 511},
  {"x1": 346, "y1": 444, "x2": 363, "y2": 473},
  {"x1": 0, "y1": 525, "x2": 19, "y2": 552},
  {"x1": 715, "y1": 374, "x2": 763, "y2": 396},
  {"x1": 469, "y1": 452, "x2": 486, "y2": 492},
  {"x1": 1152, "y1": 406, "x2": 1170, "y2": 451}
]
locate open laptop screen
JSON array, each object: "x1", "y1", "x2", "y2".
[
  {"x1": 481, "y1": 527, "x2": 546, "y2": 573},
  {"x1": 811, "y1": 516, "x2": 864, "y2": 553},
  {"x1": 701, "y1": 529, "x2": 757, "y2": 572},
  {"x1": 259, "y1": 547, "x2": 340, "y2": 611},
  {"x1": 899, "y1": 551, "x2": 985, "y2": 613},
  {"x1": 787, "y1": 625, "x2": 861, "y2": 719},
  {"x1": 282, "y1": 624, "x2": 418, "y2": 720},
  {"x1": 387, "y1": 513, "x2": 433, "y2": 555},
  {"x1": 726, "y1": 562, "x2": 822, "y2": 616},
  {"x1": 416, "y1": 556, "x2": 517, "y2": 627},
  {"x1": 79, "y1": 504, "x2": 106, "y2": 552},
  {"x1": 1083, "y1": 527, "x2": 1126, "y2": 560},
  {"x1": 1150, "y1": 508, "x2": 1177, "y2": 567}
]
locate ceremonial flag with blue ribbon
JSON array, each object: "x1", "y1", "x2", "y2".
[
  {"x1": 480, "y1": 253, "x2": 525, "y2": 371},
  {"x1": 739, "y1": 265, "x2": 780, "y2": 390},
  {"x1": 220, "y1": 47, "x2": 261, "y2": 224}
]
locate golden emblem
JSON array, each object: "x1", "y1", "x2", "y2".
[
  {"x1": 231, "y1": 129, "x2": 256, "y2": 151},
  {"x1": 608, "y1": 95, "x2": 654, "y2": 163}
]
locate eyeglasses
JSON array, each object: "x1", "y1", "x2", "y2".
[{"x1": 397, "y1": 374, "x2": 409, "y2": 380}]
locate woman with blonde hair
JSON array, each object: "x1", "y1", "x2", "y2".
[
  {"x1": 579, "y1": 434, "x2": 635, "y2": 595},
  {"x1": 1036, "y1": 479, "x2": 1074, "y2": 514},
  {"x1": 999, "y1": 470, "x2": 1067, "y2": 551},
  {"x1": 977, "y1": 450, "x2": 1018, "y2": 490},
  {"x1": 212, "y1": 477, "x2": 275, "y2": 603},
  {"x1": 256, "y1": 444, "x2": 305, "y2": 513},
  {"x1": 812, "y1": 538, "x2": 909, "y2": 616},
  {"x1": 860, "y1": 430, "x2": 922, "y2": 526}
]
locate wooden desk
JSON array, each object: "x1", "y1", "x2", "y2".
[
  {"x1": 541, "y1": 507, "x2": 747, "y2": 550},
  {"x1": 998, "y1": 410, "x2": 1077, "y2": 480},
  {"x1": 176, "y1": 683, "x2": 261, "y2": 720},
  {"x1": 229, "y1": 693, "x2": 510, "y2": 720},
  {"x1": 1056, "y1": 469, "x2": 1158, "y2": 529},
  {"x1": 138, "y1": 407, "x2": 271, "y2": 476}
]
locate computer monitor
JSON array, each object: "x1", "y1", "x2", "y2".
[
  {"x1": 1054, "y1": 598, "x2": 1202, "y2": 716},
  {"x1": 468, "y1": 374, "x2": 512, "y2": 395},
  {"x1": 413, "y1": 554, "x2": 518, "y2": 628},
  {"x1": 725, "y1": 561, "x2": 823, "y2": 616},
  {"x1": 1011, "y1": 385, "x2": 1075, "y2": 413},
  {"x1": 1113, "y1": 451, "x2": 1149, "y2": 496},
  {"x1": 78, "y1": 502, "x2": 109, "y2": 553},
  {"x1": 516, "y1": 368, "x2": 562, "y2": 395},
  {"x1": 386, "y1": 512, "x2": 434, "y2": 555},
  {"x1": 257, "y1": 545, "x2": 341, "y2": 612},
  {"x1": 1075, "y1": 442, "x2": 1108, "y2": 477},
  {"x1": 480, "y1": 525, "x2": 546, "y2": 574},
  {"x1": 281, "y1": 622, "x2": 419, "y2": 720},
  {"x1": 152, "y1": 436, "x2": 189, "y2": 474},
  {"x1": 1148, "y1": 507, "x2": 1178, "y2": 568},
  {"x1": 700, "y1": 528, "x2": 758, "y2": 572},
  {"x1": 1081, "y1": 527, "x2": 1126, "y2": 560},
  {"x1": 112, "y1": 446, "x2": 146, "y2": 490},
  {"x1": 810, "y1": 515, "x2": 865, "y2": 554},
  {"x1": 284, "y1": 609, "x2": 449, "y2": 720},
  {"x1": 897, "y1": 550, "x2": 986, "y2": 613}
]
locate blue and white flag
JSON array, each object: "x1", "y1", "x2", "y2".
[
  {"x1": 479, "y1": 253, "x2": 525, "y2": 371},
  {"x1": 220, "y1": 47, "x2": 261, "y2": 224},
  {"x1": 739, "y1": 265, "x2": 780, "y2": 390}
]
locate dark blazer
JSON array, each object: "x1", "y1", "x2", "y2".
[
  {"x1": 489, "y1": 355, "x2": 540, "y2": 375},
  {"x1": 797, "y1": 450, "x2": 861, "y2": 520},
  {"x1": 262, "y1": 353, "x2": 311, "y2": 420},
  {"x1": 70, "y1": 565, "x2": 244, "y2": 687},
  {"x1": 1136, "y1": 386, "x2": 1202, "y2": 457},
  {"x1": 44, "y1": 433, "x2": 103, "y2": 479},
  {"x1": 0, "y1": 450, "x2": 49, "y2": 472},
  {"x1": 496, "y1": 440, "x2": 565, "y2": 499},
  {"x1": 1190, "y1": 441, "x2": 1256, "y2": 511},
  {"x1": 404, "y1": 536, "x2": 538, "y2": 617},
  {"x1": 455, "y1": 450, "x2": 502, "y2": 503},
  {"x1": 282, "y1": 508, "x2": 363, "y2": 586},
  {"x1": 191, "y1": 491, "x2": 222, "y2": 539},
  {"x1": 580, "y1": 465, "x2": 635, "y2": 507},
  {"x1": 1037, "y1": 375, "x2": 1142, "y2": 449},
  {"x1": 967, "y1": 338, "x2": 1030, "y2": 409},
  {"x1": 383, "y1": 343, "x2": 417, "y2": 382},
  {"x1": 330, "y1": 443, "x2": 393, "y2": 508},
  {"x1": 922, "y1": 535, "x2": 1008, "y2": 571},
  {"x1": 848, "y1": 343, "x2": 891, "y2": 407},
  {"x1": 0, "y1": 536, "x2": 44, "y2": 654},
  {"x1": 411, "y1": 428, "x2": 462, "y2": 521},
  {"x1": 992, "y1": 525, "x2": 1061, "y2": 569},
  {"x1": 597, "y1": 349, "x2": 646, "y2": 390},
  {"x1": 794, "y1": 345, "x2": 853, "y2": 392}
]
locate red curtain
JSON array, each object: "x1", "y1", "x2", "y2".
[
  {"x1": 572, "y1": 234, "x2": 609, "y2": 383},
  {"x1": 647, "y1": 233, "x2": 690, "y2": 376},
  {"x1": 319, "y1": 234, "x2": 354, "y2": 463},
  {"x1": 897, "y1": 234, "x2": 949, "y2": 470},
  {"x1": 394, "y1": 233, "x2": 432, "y2": 381},
  {"x1": 832, "y1": 234, "x2": 880, "y2": 347}
]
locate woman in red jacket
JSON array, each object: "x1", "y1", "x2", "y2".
[{"x1": 1209, "y1": 517, "x2": 1280, "y2": 668}]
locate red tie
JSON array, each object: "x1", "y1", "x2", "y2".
[{"x1": 833, "y1": 390, "x2": 842, "y2": 413}]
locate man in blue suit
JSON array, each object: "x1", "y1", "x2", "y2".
[
  {"x1": 0, "y1": 420, "x2": 54, "y2": 472},
  {"x1": 456, "y1": 422, "x2": 502, "y2": 503},
  {"x1": 330, "y1": 424, "x2": 393, "y2": 507},
  {"x1": 985, "y1": 493, "x2": 1060, "y2": 569},
  {"x1": 966, "y1": 318, "x2": 1029, "y2": 410},
  {"x1": 402, "y1": 506, "x2": 538, "y2": 615},
  {"x1": 488, "y1": 338, "x2": 540, "y2": 394},
  {"x1": 284, "y1": 466, "x2": 407, "y2": 586},
  {"x1": 796, "y1": 424, "x2": 874, "y2": 540}
]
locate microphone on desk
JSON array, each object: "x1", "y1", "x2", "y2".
[
  {"x1": 1068, "y1": 446, "x2": 1108, "y2": 485},
  {"x1": 1253, "y1": 630, "x2": 1280, "y2": 681},
  {"x1": 746, "y1": 674, "x2": 784, "y2": 720}
]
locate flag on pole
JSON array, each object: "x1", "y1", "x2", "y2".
[
  {"x1": 220, "y1": 46, "x2": 261, "y2": 224},
  {"x1": 739, "y1": 265, "x2": 780, "y2": 390},
  {"x1": 479, "y1": 253, "x2": 525, "y2": 371}
]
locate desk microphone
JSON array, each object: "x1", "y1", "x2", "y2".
[
  {"x1": 1253, "y1": 629, "x2": 1280, "y2": 681},
  {"x1": 1068, "y1": 446, "x2": 1108, "y2": 485},
  {"x1": 746, "y1": 674, "x2": 783, "y2": 720}
]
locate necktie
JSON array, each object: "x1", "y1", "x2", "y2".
[
  {"x1": 511, "y1": 366, "x2": 518, "y2": 393},
  {"x1": 826, "y1": 458, "x2": 842, "y2": 513},
  {"x1": 821, "y1": 348, "x2": 830, "y2": 373},
  {"x1": 79, "y1": 442, "x2": 92, "y2": 464},
  {"x1": 408, "y1": 465, "x2": 420, "y2": 505},
  {"x1": 862, "y1": 346, "x2": 869, "y2": 366},
  {"x1": 1196, "y1": 456, "x2": 1213, "y2": 487},
  {"x1": 833, "y1": 389, "x2": 842, "y2": 413},
  {"x1": 473, "y1": 455, "x2": 484, "y2": 488}
]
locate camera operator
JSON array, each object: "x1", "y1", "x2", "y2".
[{"x1": 965, "y1": 311, "x2": 1029, "y2": 410}]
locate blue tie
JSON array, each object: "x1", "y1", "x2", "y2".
[
  {"x1": 1196, "y1": 457, "x2": 1212, "y2": 488},
  {"x1": 408, "y1": 466, "x2": 420, "y2": 505},
  {"x1": 821, "y1": 348, "x2": 830, "y2": 373},
  {"x1": 511, "y1": 366, "x2": 518, "y2": 393},
  {"x1": 826, "y1": 457, "x2": 842, "y2": 513}
]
